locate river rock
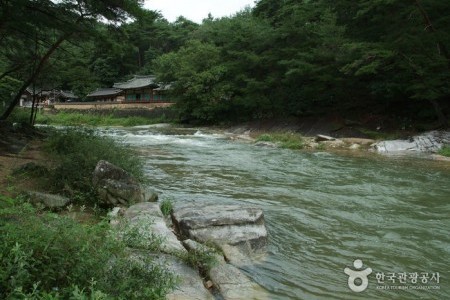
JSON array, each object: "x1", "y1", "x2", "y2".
[
  {"x1": 172, "y1": 204, "x2": 267, "y2": 262},
  {"x1": 155, "y1": 254, "x2": 213, "y2": 300},
  {"x1": 127, "y1": 251, "x2": 212, "y2": 300},
  {"x1": 254, "y1": 141, "x2": 277, "y2": 148},
  {"x1": 93, "y1": 160, "x2": 157, "y2": 207},
  {"x1": 349, "y1": 143, "x2": 361, "y2": 150},
  {"x1": 315, "y1": 134, "x2": 335, "y2": 142},
  {"x1": 123, "y1": 202, "x2": 186, "y2": 254},
  {"x1": 28, "y1": 191, "x2": 71, "y2": 209},
  {"x1": 373, "y1": 131, "x2": 450, "y2": 153},
  {"x1": 183, "y1": 239, "x2": 268, "y2": 300}
]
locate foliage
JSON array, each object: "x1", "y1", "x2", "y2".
[
  {"x1": 0, "y1": 0, "x2": 145, "y2": 120},
  {"x1": 160, "y1": 198, "x2": 173, "y2": 217},
  {"x1": 176, "y1": 244, "x2": 219, "y2": 273},
  {"x1": 116, "y1": 218, "x2": 165, "y2": 252},
  {"x1": 256, "y1": 133, "x2": 305, "y2": 149},
  {"x1": 0, "y1": 200, "x2": 175, "y2": 299},
  {"x1": 438, "y1": 145, "x2": 450, "y2": 157},
  {"x1": 40, "y1": 128, "x2": 143, "y2": 202},
  {"x1": 35, "y1": 110, "x2": 169, "y2": 127},
  {"x1": 2, "y1": 0, "x2": 450, "y2": 126},
  {"x1": 358, "y1": 128, "x2": 403, "y2": 141},
  {"x1": 9, "y1": 108, "x2": 32, "y2": 124}
]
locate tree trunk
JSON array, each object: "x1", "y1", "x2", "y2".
[
  {"x1": 30, "y1": 87, "x2": 37, "y2": 124},
  {"x1": 0, "y1": 33, "x2": 71, "y2": 121},
  {"x1": 414, "y1": 0, "x2": 450, "y2": 68}
]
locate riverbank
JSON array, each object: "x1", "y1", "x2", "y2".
[
  {"x1": 0, "y1": 123, "x2": 270, "y2": 299},
  {"x1": 0, "y1": 123, "x2": 178, "y2": 299},
  {"x1": 2, "y1": 121, "x2": 449, "y2": 299}
]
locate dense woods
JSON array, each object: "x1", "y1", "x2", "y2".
[{"x1": 1, "y1": 0, "x2": 449, "y2": 127}]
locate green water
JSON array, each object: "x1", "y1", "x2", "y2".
[{"x1": 107, "y1": 126, "x2": 449, "y2": 299}]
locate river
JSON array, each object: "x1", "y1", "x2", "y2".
[{"x1": 103, "y1": 125, "x2": 449, "y2": 300}]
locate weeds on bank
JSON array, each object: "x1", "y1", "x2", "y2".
[
  {"x1": 358, "y1": 128, "x2": 402, "y2": 140},
  {"x1": 117, "y1": 217, "x2": 165, "y2": 252},
  {"x1": 41, "y1": 128, "x2": 143, "y2": 203},
  {"x1": 438, "y1": 145, "x2": 450, "y2": 157},
  {"x1": 0, "y1": 198, "x2": 175, "y2": 299},
  {"x1": 35, "y1": 111, "x2": 169, "y2": 127},
  {"x1": 256, "y1": 132, "x2": 305, "y2": 149},
  {"x1": 176, "y1": 244, "x2": 219, "y2": 274},
  {"x1": 160, "y1": 198, "x2": 173, "y2": 217}
]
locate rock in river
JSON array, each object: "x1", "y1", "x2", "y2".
[{"x1": 172, "y1": 204, "x2": 267, "y2": 264}]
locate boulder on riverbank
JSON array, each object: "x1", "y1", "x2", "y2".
[
  {"x1": 372, "y1": 131, "x2": 450, "y2": 153},
  {"x1": 183, "y1": 239, "x2": 268, "y2": 300},
  {"x1": 92, "y1": 160, "x2": 158, "y2": 207},
  {"x1": 113, "y1": 202, "x2": 269, "y2": 300},
  {"x1": 172, "y1": 204, "x2": 268, "y2": 264},
  {"x1": 113, "y1": 202, "x2": 213, "y2": 299}
]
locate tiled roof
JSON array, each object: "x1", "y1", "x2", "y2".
[
  {"x1": 60, "y1": 90, "x2": 77, "y2": 99},
  {"x1": 154, "y1": 83, "x2": 172, "y2": 91},
  {"x1": 87, "y1": 88, "x2": 123, "y2": 97},
  {"x1": 113, "y1": 75, "x2": 158, "y2": 89}
]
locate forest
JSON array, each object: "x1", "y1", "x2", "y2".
[{"x1": 1, "y1": 0, "x2": 449, "y2": 127}]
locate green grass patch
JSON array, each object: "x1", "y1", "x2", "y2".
[
  {"x1": 438, "y1": 145, "x2": 450, "y2": 157},
  {"x1": 256, "y1": 132, "x2": 305, "y2": 149},
  {"x1": 176, "y1": 244, "x2": 219, "y2": 273},
  {"x1": 35, "y1": 110, "x2": 169, "y2": 127},
  {"x1": 358, "y1": 128, "x2": 402, "y2": 140},
  {"x1": 160, "y1": 198, "x2": 173, "y2": 217},
  {"x1": 0, "y1": 199, "x2": 175, "y2": 299}
]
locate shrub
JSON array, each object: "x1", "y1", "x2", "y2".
[
  {"x1": 35, "y1": 110, "x2": 171, "y2": 127},
  {"x1": 0, "y1": 200, "x2": 175, "y2": 299},
  {"x1": 438, "y1": 145, "x2": 450, "y2": 157},
  {"x1": 176, "y1": 242, "x2": 219, "y2": 274},
  {"x1": 40, "y1": 128, "x2": 143, "y2": 203},
  {"x1": 256, "y1": 132, "x2": 304, "y2": 149},
  {"x1": 160, "y1": 198, "x2": 173, "y2": 217}
]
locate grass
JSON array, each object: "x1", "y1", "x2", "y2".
[
  {"x1": 12, "y1": 128, "x2": 144, "y2": 206},
  {"x1": 35, "y1": 110, "x2": 168, "y2": 127},
  {"x1": 44, "y1": 128, "x2": 143, "y2": 200},
  {"x1": 0, "y1": 197, "x2": 175, "y2": 299},
  {"x1": 256, "y1": 132, "x2": 305, "y2": 149},
  {"x1": 358, "y1": 128, "x2": 402, "y2": 140},
  {"x1": 176, "y1": 244, "x2": 219, "y2": 274},
  {"x1": 160, "y1": 198, "x2": 173, "y2": 217},
  {"x1": 438, "y1": 145, "x2": 450, "y2": 157}
]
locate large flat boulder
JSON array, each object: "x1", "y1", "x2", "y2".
[
  {"x1": 373, "y1": 131, "x2": 450, "y2": 153},
  {"x1": 173, "y1": 205, "x2": 264, "y2": 235},
  {"x1": 172, "y1": 204, "x2": 267, "y2": 263},
  {"x1": 183, "y1": 239, "x2": 268, "y2": 300},
  {"x1": 154, "y1": 254, "x2": 213, "y2": 300},
  {"x1": 123, "y1": 202, "x2": 186, "y2": 254}
]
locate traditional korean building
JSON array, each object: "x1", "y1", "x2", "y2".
[
  {"x1": 59, "y1": 90, "x2": 79, "y2": 102},
  {"x1": 86, "y1": 88, "x2": 124, "y2": 102},
  {"x1": 20, "y1": 88, "x2": 79, "y2": 106},
  {"x1": 113, "y1": 75, "x2": 168, "y2": 102}
]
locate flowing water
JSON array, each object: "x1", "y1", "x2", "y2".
[{"x1": 103, "y1": 125, "x2": 449, "y2": 300}]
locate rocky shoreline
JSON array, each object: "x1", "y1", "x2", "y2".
[{"x1": 226, "y1": 128, "x2": 450, "y2": 160}]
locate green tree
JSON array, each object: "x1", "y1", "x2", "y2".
[
  {"x1": 155, "y1": 40, "x2": 232, "y2": 122},
  {"x1": 0, "y1": 0, "x2": 144, "y2": 121},
  {"x1": 330, "y1": 0, "x2": 450, "y2": 126}
]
